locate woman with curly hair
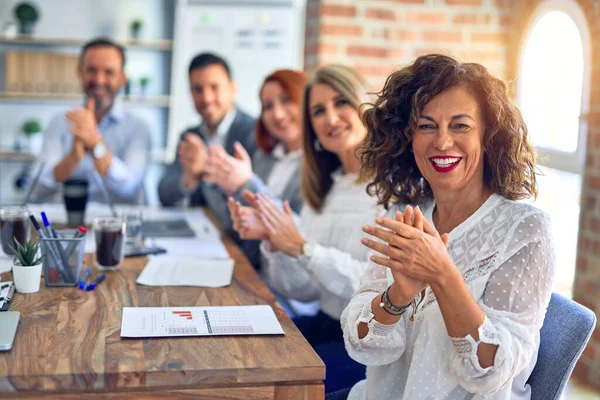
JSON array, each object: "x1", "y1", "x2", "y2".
[{"x1": 335, "y1": 54, "x2": 555, "y2": 400}]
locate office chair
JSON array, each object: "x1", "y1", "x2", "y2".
[{"x1": 527, "y1": 293, "x2": 597, "y2": 400}]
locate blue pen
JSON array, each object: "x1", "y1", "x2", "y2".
[
  {"x1": 78, "y1": 268, "x2": 92, "y2": 290},
  {"x1": 41, "y1": 212, "x2": 76, "y2": 283},
  {"x1": 29, "y1": 215, "x2": 70, "y2": 282},
  {"x1": 85, "y1": 274, "x2": 106, "y2": 291}
]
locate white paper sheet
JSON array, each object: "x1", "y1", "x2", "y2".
[
  {"x1": 150, "y1": 237, "x2": 230, "y2": 259},
  {"x1": 136, "y1": 256, "x2": 234, "y2": 287},
  {"x1": 120, "y1": 305, "x2": 284, "y2": 337}
]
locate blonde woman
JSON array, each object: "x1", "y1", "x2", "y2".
[{"x1": 228, "y1": 65, "x2": 378, "y2": 392}]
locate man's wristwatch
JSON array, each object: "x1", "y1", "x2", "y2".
[
  {"x1": 298, "y1": 241, "x2": 314, "y2": 264},
  {"x1": 92, "y1": 142, "x2": 107, "y2": 159}
]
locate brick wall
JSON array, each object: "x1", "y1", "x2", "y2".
[{"x1": 303, "y1": 0, "x2": 513, "y2": 90}]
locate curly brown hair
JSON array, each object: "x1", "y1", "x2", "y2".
[{"x1": 360, "y1": 54, "x2": 538, "y2": 206}]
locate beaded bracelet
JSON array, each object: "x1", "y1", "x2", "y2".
[{"x1": 379, "y1": 285, "x2": 411, "y2": 316}]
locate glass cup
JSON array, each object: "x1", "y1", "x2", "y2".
[
  {"x1": 93, "y1": 217, "x2": 127, "y2": 270},
  {"x1": 0, "y1": 206, "x2": 31, "y2": 256},
  {"x1": 120, "y1": 210, "x2": 143, "y2": 249},
  {"x1": 63, "y1": 179, "x2": 89, "y2": 226}
]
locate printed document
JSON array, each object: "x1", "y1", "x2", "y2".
[{"x1": 136, "y1": 256, "x2": 234, "y2": 287}]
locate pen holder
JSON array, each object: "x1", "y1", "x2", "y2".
[{"x1": 41, "y1": 230, "x2": 85, "y2": 287}]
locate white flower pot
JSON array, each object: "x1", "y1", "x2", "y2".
[
  {"x1": 12, "y1": 262, "x2": 42, "y2": 293},
  {"x1": 25, "y1": 132, "x2": 43, "y2": 156}
]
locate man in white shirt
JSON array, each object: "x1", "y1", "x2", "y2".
[
  {"x1": 35, "y1": 38, "x2": 152, "y2": 204},
  {"x1": 158, "y1": 53, "x2": 256, "y2": 207}
]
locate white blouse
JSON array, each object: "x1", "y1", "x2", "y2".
[
  {"x1": 265, "y1": 143, "x2": 303, "y2": 198},
  {"x1": 261, "y1": 170, "x2": 381, "y2": 320},
  {"x1": 342, "y1": 194, "x2": 555, "y2": 400}
]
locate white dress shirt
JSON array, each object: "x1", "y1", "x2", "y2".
[
  {"x1": 199, "y1": 107, "x2": 237, "y2": 148},
  {"x1": 35, "y1": 98, "x2": 152, "y2": 204},
  {"x1": 342, "y1": 194, "x2": 556, "y2": 400},
  {"x1": 261, "y1": 169, "x2": 381, "y2": 320}
]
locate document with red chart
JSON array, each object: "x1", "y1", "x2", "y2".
[{"x1": 120, "y1": 305, "x2": 284, "y2": 337}]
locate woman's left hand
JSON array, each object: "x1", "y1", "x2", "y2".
[
  {"x1": 255, "y1": 194, "x2": 306, "y2": 257},
  {"x1": 203, "y1": 142, "x2": 253, "y2": 195},
  {"x1": 362, "y1": 215, "x2": 452, "y2": 285}
]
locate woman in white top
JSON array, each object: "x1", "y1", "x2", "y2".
[
  {"x1": 333, "y1": 54, "x2": 555, "y2": 400},
  {"x1": 202, "y1": 70, "x2": 307, "y2": 267},
  {"x1": 228, "y1": 65, "x2": 378, "y2": 392}
]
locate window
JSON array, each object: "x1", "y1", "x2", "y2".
[{"x1": 517, "y1": 0, "x2": 591, "y2": 297}]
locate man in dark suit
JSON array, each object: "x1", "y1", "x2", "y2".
[{"x1": 158, "y1": 53, "x2": 256, "y2": 207}]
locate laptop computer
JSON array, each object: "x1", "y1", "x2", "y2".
[
  {"x1": 141, "y1": 218, "x2": 196, "y2": 238},
  {"x1": 0, "y1": 312, "x2": 20, "y2": 351}
]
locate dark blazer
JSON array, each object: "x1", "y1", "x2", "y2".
[{"x1": 158, "y1": 107, "x2": 257, "y2": 207}]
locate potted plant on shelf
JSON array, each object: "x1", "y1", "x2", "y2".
[
  {"x1": 11, "y1": 238, "x2": 42, "y2": 293},
  {"x1": 21, "y1": 119, "x2": 43, "y2": 155},
  {"x1": 139, "y1": 76, "x2": 150, "y2": 96},
  {"x1": 130, "y1": 19, "x2": 143, "y2": 40},
  {"x1": 14, "y1": 2, "x2": 40, "y2": 35}
]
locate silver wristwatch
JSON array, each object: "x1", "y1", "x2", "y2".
[
  {"x1": 92, "y1": 142, "x2": 107, "y2": 159},
  {"x1": 298, "y1": 241, "x2": 314, "y2": 264}
]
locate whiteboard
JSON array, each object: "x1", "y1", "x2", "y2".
[{"x1": 166, "y1": 0, "x2": 306, "y2": 162}]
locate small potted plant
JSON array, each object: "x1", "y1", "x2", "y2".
[
  {"x1": 14, "y1": 2, "x2": 40, "y2": 35},
  {"x1": 139, "y1": 76, "x2": 150, "y2": 96},
  {"x1": 130, "y1": 19, "x2": 143, "y2": 40},
  {"x1": 21, "y1": 118, "x2": 43, "y2": 155},
  {"x1": 11, "y1": 238, "x2": 42, "y2": 293}
]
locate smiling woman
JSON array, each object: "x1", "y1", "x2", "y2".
[{"x1": 338, "y1": 54, "x2": 556, "y2": 400}]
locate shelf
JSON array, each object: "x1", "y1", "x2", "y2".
[
  {"x1": 0, "y1": 92, "x2": 170, "y2": 108},
  {"x1": 0, "y1": 150, "x2": 37, "y2": 162},
  {"x1": 0, "y1": 35, "x2": 172, "y2": 51}
]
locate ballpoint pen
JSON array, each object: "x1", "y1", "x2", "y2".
[
  {"x1": 29, "y1": 215, "x2": 70, "y2": 282},
  {"x1": 41, "y1": 212, "x2": 76, "y2": 283},
  {"x1": 85, "y1": 274, "x2": 106, "y2": 291},
  {"x1": 64, "y1": 226, "x2": 87, "y2": 257},
  {"x1": 78, "y1": 268, "x2": 92, "y2": 290}
]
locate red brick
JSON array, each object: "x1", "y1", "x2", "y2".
[
  {"x1": 406, "y1": 12, "x2": 446, "y2": 24},
  {"x1": 354, "y1": 64, "x2": 398, "y2": 78},
  {"x1": 390, "y1": 0, "x2": 425, "y2": 3},
  {"x1": 321, "y1": 24, "x2": 363, "y2": 37},
  {"x1": 585, "y1": 195, "x2": 597, "y2": 209},
  {"x1": 394, "y1": 29, "x2": 419, "y2": 41},
  {"x1": 445, "y1": 0, "x2": 483, "y2": 5},
  {"x1": 452, "y1": 13, "x2": 492, "y2": 25},
  {"x1": 459, "y1": 49, "x2": 503, "y2": 62},
  {"x1": 500, "y1": 15, "x2": 513, "y2": 27},
  {"x1": 347, "y1": 45, "x2": 388, "y2": 58},
  {"x1": 471, "y1": 32, "x2": 509, "y2": 45},
  {"x1": 587, "y1": 176, "x2": 600, "y2": 191},
  {"x1": 366, "y1": 8, "x2": 397, "y2": 21},
  {"x1": 317, "y1": 43, "x2": 338, "y2": 55},
  {"x1": 572, "y1": 359, "x2": 591, "y2": 381},
  {"x1": 577, "y1": 256, "x2": 589, "y2": 274},
  {"x1": 583, "y1": 343, "x2": 598, "y2": 361},
  {"x1": 414, "y1": 48, "x2": 453, "y2": 57},
  {"x1": 320, "y1": 4, "x2": 356, "y2": 18},
  {"x1": 424, "y1": 31, "x2": 463, "y2": 42}
]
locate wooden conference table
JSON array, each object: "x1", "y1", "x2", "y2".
[{"x1": 0, "y1": 212, "x2": 325, "y2": 399}]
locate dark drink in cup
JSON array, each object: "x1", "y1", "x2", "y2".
[
  {"x1": 63, "y1": 179, "x2": 89, "y2": 226},
  {"x1": 93, "y1": 217, "x2": 126, "y2": 270},
  {"x1": 0, "y1": 207, "x2": 31, "y2": 256}
]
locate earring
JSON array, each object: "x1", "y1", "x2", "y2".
[{"x1": 313, "y1": 139, "x2": 322, "y2": 152}]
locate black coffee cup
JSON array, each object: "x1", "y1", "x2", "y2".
[
  {"x1": 0, "y1": 207, "x2": 31, "y2": 256},
  {"x1": 63, "y1": 179, "x2": 89, "y2": 226}
]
